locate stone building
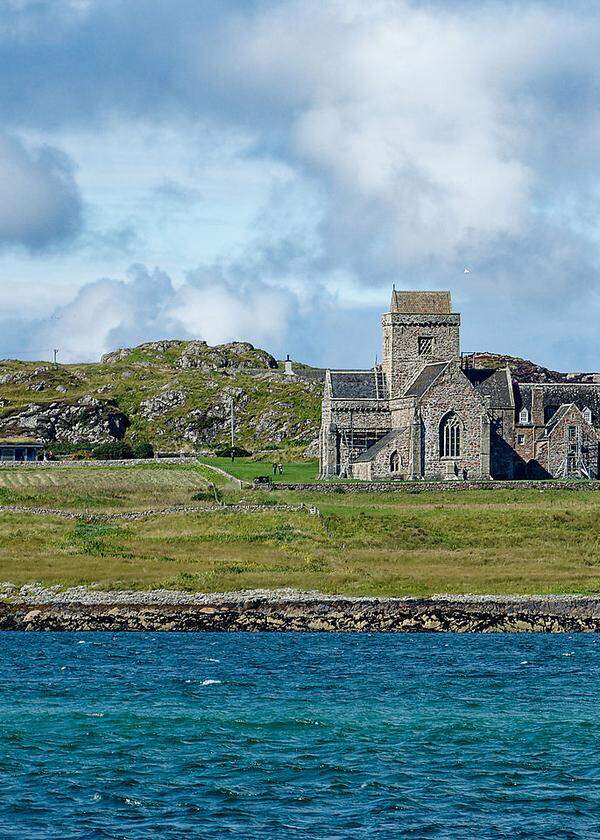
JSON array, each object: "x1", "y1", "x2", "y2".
[{"x1": 319, "y1": 290, "x2": 600, "y2": 480}]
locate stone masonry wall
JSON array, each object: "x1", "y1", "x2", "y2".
[
  {"x1": 418, "y1": 364, "x2": 489, "y2": 479},
  {"x1": 382, "y1": 312, "x2": 460, "y2": 397}
]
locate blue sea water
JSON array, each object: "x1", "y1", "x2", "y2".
[{"x1": 1, "y1": 633, "x2": 600, "y2": 839}]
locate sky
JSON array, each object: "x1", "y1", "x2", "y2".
[{"x1": 1, "y1": 0, "x2": 600, "y2": 370}]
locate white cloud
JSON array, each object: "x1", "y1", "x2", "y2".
[{"x1": 0, "y1": 133, "x2": 81, "y2": 250}]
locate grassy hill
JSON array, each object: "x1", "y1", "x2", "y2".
[{"x1": 0, "y1": 340, "x2": 324, "y2": 455}]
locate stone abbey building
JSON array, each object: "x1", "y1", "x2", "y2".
[{"x1": 319, "y1": 290, "x2": 600, "y2": 480}]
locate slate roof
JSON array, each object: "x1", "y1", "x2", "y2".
[
  {"x1": 517, "y1": 383, "x2": 600, "y2": 426},
  {"x1": 329, "y1": 370, "x2": 386, "y2": 399},
  {"x1": 464, "y1": 368, "x2": 514, "y2": 409},
  {"x1": 544, "y1": 403, "x2": 577, "y2": 434},
  {"x1": 391, "y1": 290, "x2": 452, "y2": 314},
  {"x1": 403, "y1": 363, "x2": 448, "y2": 398},
  {"x1": 353, "y1": 429, "x2": 407, "y2": 463}
]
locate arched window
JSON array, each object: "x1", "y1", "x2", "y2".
[
  {"x1": 390, "y1": 450, "x2": 400, "y2": 473},
  {"x1": 583, "y1": 406, "x2": 592, "y2": 423},
  {"x1": 440, "y1": 412, "x2": 461, "y2": 458}
]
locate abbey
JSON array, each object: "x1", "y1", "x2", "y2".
[{"x1": 319, "y1": 290, "x2": 600, "y2": 481}]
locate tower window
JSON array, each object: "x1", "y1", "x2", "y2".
[
  {"x1": 390, "y1": 451, "x2": 400, "y2": 473},
  {"x1": 418, "y1": 336, "x2": 435, "y2": 356},
  {"x1": 440, "y1": 412, "x2": 461, "y2": 458}
]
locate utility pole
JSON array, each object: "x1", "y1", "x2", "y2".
[
  {"x1": 53, "y1": 349, "x2": 59, "y2": 367},
  {"x1": 230, "y1": 397, "x2": 235, "y2": 461}
]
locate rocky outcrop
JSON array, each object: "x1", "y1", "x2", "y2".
[
  {"x1": 101, "y1": 339, "x2": 278, "y2": 371},
  {"x1": 0, "y1": 397, "x2": 128, "y2": 444},
  {"x1": 471, "y1": 352, "x2": 600, "y2": 384},
  {"x1": 177, "y1": 341, "x2": 277, "y2": 371},
  {"x1": 139, "y1": 389, "x2": 187, "y2": 419},
  {"x1": 3, "y1": 591, "x2": 600, "y2": 632},
  {"x1": 101, "y1": 340, "x2": 183, "y2": 363}
]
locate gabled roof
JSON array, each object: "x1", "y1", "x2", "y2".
[
  {"x1": 329, "y1": 370, "x2": 386, "y2": 400},
  {"x1": 544, "y1": 403, "x2": 591, "y2": 435},
  {"x1": 403, "y1": 362, "x2": 448, "y2": 398},
  {"x1": 464, "y1": 367, "x2": 514, "y2": 409},
  {"x1": 391, "y1": 290, "x2": 452, "y2": 314},
  {"x1": 353, "y1": 429, "x2": 407, "y2": 463},
  {"x1": 516, "y1": 382, "x2": 600, "y2": 426}
]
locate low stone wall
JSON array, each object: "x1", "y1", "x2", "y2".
[
  {"x1": 3, "y1": 594, "x2": 600, "y2": 632},
  {"x1": 271, "y1": 479, "x2": 600, "y2": 493},
  {"x1": 0, "y1": 502, "x2": 319, "y2": 521},
  {"x1": 0, "y1": 457, "x2": 195, "y2": 469}
]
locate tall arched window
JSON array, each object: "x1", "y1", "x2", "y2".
[
  {"x1": 440, "y1": 412, "x2": 461, "y2": 458},
  {"x1": 390, "y1": 450, "x2": 400, "y2": 473}
]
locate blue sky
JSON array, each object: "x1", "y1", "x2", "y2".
[{"x1": 1, "y1": 0, "x2": 600, "y2": 370}]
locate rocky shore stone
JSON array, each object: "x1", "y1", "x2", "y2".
[{"x1": 1, "y1": 589, "x2": 600, "y2": 632}]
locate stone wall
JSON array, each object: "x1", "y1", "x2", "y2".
[
  {"x1": 382, "y1": 312, "x2": 461, "y2": 397},
  {"x1": 268, "y1": 479, "x2": 600, "y2": 493},
  {"x1": 418, "y1": 363, "x2": 490, "y2": 479}
]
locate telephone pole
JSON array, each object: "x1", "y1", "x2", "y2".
[{"x1": 230, "y1": 397, "x2": 235, "y2": 461}]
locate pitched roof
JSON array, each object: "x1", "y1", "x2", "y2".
[
  {"x1": 391, "y1": 290, "x2": 452, "y2": 314},
  {"x1": 403, "y1": 362, "x2": 448, "y2": 398},
  {"x1": 464, "y1": 367, "x2": 514, "y2": 409},
  {"x1": 517, "y1": 382, "x2": 600, "y2": 426},
  {"x1": 0, "y1": 438, "x2": 44, "y2": 446},
  {"x1": 329, "y1": 370, "x2": 386, "y2": 399},
  {"x1": 353, "y1": 429, "x2": 407, "y2": 463}
]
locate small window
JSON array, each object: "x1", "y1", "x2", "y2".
[
  {"x1": 418, "y1": 336, "x2": 435, "y2": 356},
  {"x1": 517, "y1": 434, "x2": 525, "y2": 445},
  {"x1": 390, "y1": 451, "x2": 400, "y2": 473},
  {"x1": 568, "y1": 425, "x2": 577, "y2": 441},
  {"x1": 583, "y1": 406, "x2": 592, "y2": 423},
  {"x1": 519, "y1": 408, "x2": 530, "y2": 424}
]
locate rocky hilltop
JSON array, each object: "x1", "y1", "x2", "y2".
[
  {"x1": 0, "y1": 340, "x2": 323, "y2": 453},
  {"x1": 0, "y1": 343, "x2": 594, "y2": 452}
]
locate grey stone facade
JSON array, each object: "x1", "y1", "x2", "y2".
[{"x1": 319, "y1": 290, "x2": 600, "y2": 480}]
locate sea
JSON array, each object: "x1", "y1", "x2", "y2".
[{"x1": 1, "y1": 632, "x2": 599, "y2": 839}]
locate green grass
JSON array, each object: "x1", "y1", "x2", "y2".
[
  {"x1": 199, "y1": 457, "x2": 319, "y2": 484},
  {"x1": 0, "y1": 462, "x2": 219, "y2": 512},
  {"x1": 2, "y1": 464, "x2": 600, "y2": 595}
]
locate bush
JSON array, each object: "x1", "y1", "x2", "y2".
[
  {"x1": 133, "y1": 441, "x2": 154, "y2": 459},
  {"x1": 215, "y1": 446, "x2": 251, "y2": 458},
  {"x1": 91, "y1": 440, "x2": 134, "y2": 460},
  {"x1": 191, "y1": 484, "x2": 222, "y2": 504}
]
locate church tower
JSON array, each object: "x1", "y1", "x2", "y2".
[{"x1": 382, "y1": 289, "x2": 461, "y2": 397}]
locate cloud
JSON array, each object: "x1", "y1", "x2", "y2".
[
  {"x1": 0, "y1": 133, "x2": 82, "y2": 250},
  {"x1": 4, "y1": 1, "x2": 600, "y2": 369},
  {"x1": 0, "y1": 261, "x2": 382, "y2": 368}
]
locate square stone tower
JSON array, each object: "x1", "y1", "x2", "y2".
[{"x1": 382, "y1": 290, "x2": 461, "y2": 397}]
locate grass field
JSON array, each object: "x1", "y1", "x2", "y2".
[
  {"x1": 0, "y1": 462, "x2": 221, "y2": 512},
  {"x1": 2, "y1": 462, "x2": 600, "y2": 595},
  {"x1": 199, "y1": 457, "x2": 319, "y2": 483}
]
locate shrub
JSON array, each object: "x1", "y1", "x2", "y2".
[
  {"x1": 91, "y1": 440, "x2": 134, "y2": 460},
  {"x1": 215, "y1": 446, "x2": 251, "y2": 458},
  {"x1": 192, "y1": 484, "x2": 222, "y2": 504},
  {"x1": 133, "y1": 441, "x2": 154, "y2": 459}
]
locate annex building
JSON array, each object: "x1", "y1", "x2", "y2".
[{"x1": 319, "y1": 290, "x2": 600, "y2": 481}]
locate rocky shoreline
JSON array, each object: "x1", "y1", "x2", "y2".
[{"x1": 2, "y1": 587, "x2": 600, "y2": 632}]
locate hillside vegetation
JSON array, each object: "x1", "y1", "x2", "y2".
[{"x1": 0, "y1": 340, "x2": 323, "y2": 454}]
